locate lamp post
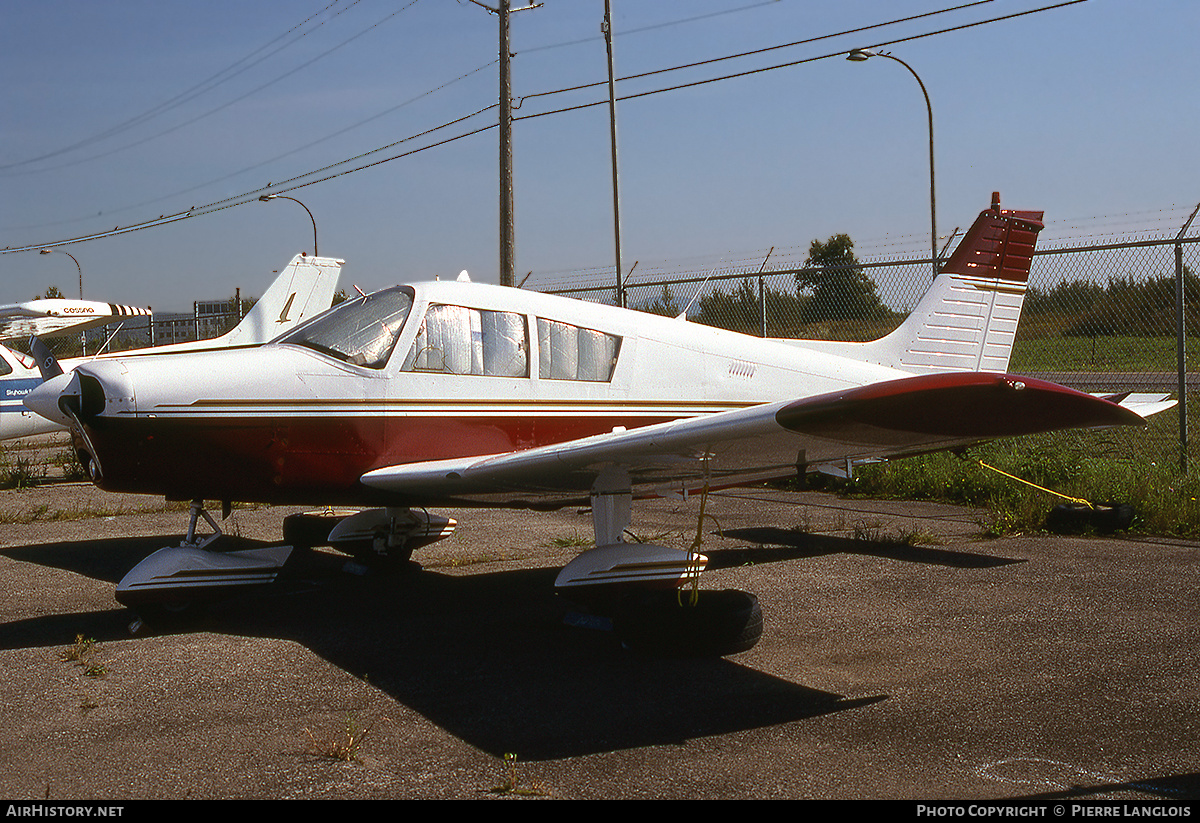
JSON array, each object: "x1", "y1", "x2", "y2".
[
  {"x1": 258, "y1": 194, "x2": 318, "y2": 257},
  {"x1": 38, "y1": 247, "x2": 86, "y2": 353},
  {"x1": 38, "y1": 247, "x2": 83, "y2": 299},
  {"x1": 847, "y1": 48, "x2": 938, "y2": 278}
]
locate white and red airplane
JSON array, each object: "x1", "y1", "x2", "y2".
[
  {"x1": 0, "y1": 253, "x2": 343, "y2": 441},
  {"x1": 24, "y1": 196, "x2": 1169, "y2": 652}
]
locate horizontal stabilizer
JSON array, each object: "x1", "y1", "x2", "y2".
[{"x1": 1096, "y1": 392, "x2": 1177, "y2": 419}]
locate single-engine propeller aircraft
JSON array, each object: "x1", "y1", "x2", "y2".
[
  {"x1": 24, "y1": 195, "x2": 1171, "y2": 654},
  {"x1": 0, "y1": 253, "x2": 343, "y2": 441}
]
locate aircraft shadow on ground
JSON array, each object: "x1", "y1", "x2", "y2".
[
  {"x1": 716, "y1": 527, "x2": 1023, "y2": 569},
  {"x1": 1020, "y1": 773, "x2": 1200, "y2": 801},
  {"x1": 0, "y1": 534, "x2": 899, "y2": 760}
]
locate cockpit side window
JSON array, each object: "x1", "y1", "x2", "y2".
[
  {"x1": 402, "y1": 305, "x2": 528, "y2": 377},
  {"x1": 278, "y1": 286, "x2": 413, "y2": 369},
  {"x1": 537, "y1": 318, "x2": 621, "y2": 381}
]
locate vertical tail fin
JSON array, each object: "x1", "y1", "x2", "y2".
[
  {"x1": 214, "y1": 254, "x2": 342, "y2": 347},
  {"x1": 889, "y1": 192, "x2": 1044, "y2": 374},
  {"x1": 782, "y1": 193, "x2": 1044, "y2": 375}
]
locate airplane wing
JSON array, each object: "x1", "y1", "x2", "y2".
[
  {"x1": 360, "y1": 372, "x2": 1148, "y2": 505},
  {"x1": 0, "y1": 300, "x2": 151, "y2": 341}
]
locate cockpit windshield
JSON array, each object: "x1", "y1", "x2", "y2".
[{"x1": 277, "y1": 286, "x2": 414, "y2": 369}]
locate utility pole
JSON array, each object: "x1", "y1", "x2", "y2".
[
  {"x1": 469, "y1": 0, "x2": 539, "y2": 287},
  {"x1": 498, "y1": 0, "x2": 515, "y2": 287},
  {"x1": 603, "y1": 0, "x2": 625, "y2": 307}
]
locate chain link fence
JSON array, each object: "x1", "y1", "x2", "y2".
[
  {"x1": 540, "y1": 232, "x2": 1200, "y2": 473},
  {"x1": 44, "y1": 300, "x2": 247, "y2": 357}
]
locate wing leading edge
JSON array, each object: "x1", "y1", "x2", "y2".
[{"x1": 360, "y1": 372, "x2": 1146, "y2": 506}]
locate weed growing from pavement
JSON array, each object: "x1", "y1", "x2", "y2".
[
  {"x1": 1, "y1": 454, "x2": 45, "y2": 489},
  {"x1": 488, "y1": 753, "x2": 549, "y2": 797},
  {"x1": 545, "y1": 531, "x2": 592, "y2": 548},
  {"x1": 305, "y1": 713, "x2": 370, "y2": 763},
  {"x1": 851, "y1": 521, "x2": 943, "y2": 546},
  {"x1": 62, "y1": 634, "x2": 107, "y2": 678}
]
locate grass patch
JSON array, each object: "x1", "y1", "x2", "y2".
[
  {"x1": 832, "y1": 420, "x2": 1200, "y2": 537},
  {"x1": 0, "y1": 500, "x2": 190, "y2": 525},
  {"x1": 1009, "y1": 334, "x2": 1197, "y2": 372},
  {"x1": 544, "y1": 531, "x2": 593, "y2": 549}
]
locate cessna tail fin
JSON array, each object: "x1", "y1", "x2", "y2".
[
  {"x1": 784, "y1": 193, "x2": 1044, "y2": 375},
  {"x1": 215, "y1": 254, "x2": 343, "y2": 347},
  {"x1": 27, "y1": 336, "x2": 63, "y2": 380}
]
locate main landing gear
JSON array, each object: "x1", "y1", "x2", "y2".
[
  {"x1": 115, "y1": 482, "x2": 762, "y2": 657},
  {"x1": 552, "y1": 469, "x2": 764, "y2": 658},
  {"x1": 282, "y1": 506, "x2": 457, "y2": 569}
]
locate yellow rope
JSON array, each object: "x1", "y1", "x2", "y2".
[
  {"x1": 680, "y1": 460, "x2": 722, "y2": 607},
  {"x1": 976, "y1": 460, "x2": 1094, "y2": 508}
]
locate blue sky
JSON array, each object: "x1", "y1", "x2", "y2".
[{"x1": 1, "y1": 0, "x2": 1197, "y2": 311}]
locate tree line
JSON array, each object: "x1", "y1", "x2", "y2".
[{"x1": 635, "y1": 233, "x2": 897, "y2": 339}]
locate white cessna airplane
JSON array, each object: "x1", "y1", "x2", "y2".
[
  {"x1": 25, "y1": 196, "x2": 1169, "y2": 653},
  {"x1": 1, "y1": 253, "x2": 343, "y2": 441}
]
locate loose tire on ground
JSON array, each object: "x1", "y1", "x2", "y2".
[
  {"x1": 1045, "y1": 501, "x2": 1134, "y2": 534},
  {"x1": 613, "y1": 588, "x2": 763, "y2": 658}
]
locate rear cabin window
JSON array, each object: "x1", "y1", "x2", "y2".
[
  {"x1": 402, "y1": 305, "x2": 529, "y2": 377},
  {"x1": 537, "y1": 318, "x2": 621, "y2": 382}
]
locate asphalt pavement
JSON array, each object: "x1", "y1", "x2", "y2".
[{"x1": 0, "y1": 477, "x2": 1196, "y2": 802}]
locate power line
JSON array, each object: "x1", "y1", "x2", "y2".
[
  {"x1": 516, "y1": 0, "x2": 1088, "y2": 122},
  {"x1": 519, "y1": 0, "x2": 1000, "y2": 104},
  {"x1": 1, "y1": 106, "x2": 499, "y2": 253},
  {"x1": 2, "y1": 0, "x2": 418, "y2": 177},
  {"x1": 1, "y1": 0, "x2": 358, "y2": 172},
  {"x1": 4, "y1": 58, "x2": 499, "y2": 233},
  {"x1": 519, "y1": 0, "x2": 784, "y2": 55},
  {"x1": 0, "y1": 0, "x2": 1091, "y2": 254}
]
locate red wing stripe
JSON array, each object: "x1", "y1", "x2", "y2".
[{"x1": 774, "y1": 373, "x2": 1144, "y2": 444}]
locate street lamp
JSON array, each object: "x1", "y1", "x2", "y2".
[
  {"x1": 847, "y1": 48, "x2": 938, "y2": 278},
  {"x1": 258, "y1": 194, "x2": 318, "y2": 257},
  {"x1": 38, "y1": 247, "x2": 83, "y2": 299},
  {"x1": 38, "y1": 247, "x2": 86, "y2": 354}
]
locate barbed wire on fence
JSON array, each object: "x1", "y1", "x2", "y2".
[{"x1": 537, "y1": 224, "x2": 1200, "y2": 468}]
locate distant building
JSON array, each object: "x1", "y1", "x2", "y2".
[{"x1": 84, "y1": 298, "x2": 242, "y2": 351}]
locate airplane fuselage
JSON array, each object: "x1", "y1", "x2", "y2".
[
  {"x1": 50, "y1": 280, "x2": 912, "y2": 506},
  {"x1": 1, "y1": 252, "x2": 343, "y2": 445}
]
